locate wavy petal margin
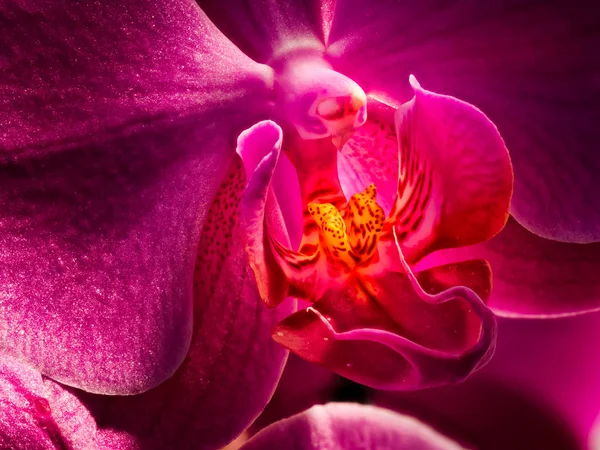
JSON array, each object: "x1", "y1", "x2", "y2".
[
  {"x1": 425, "y1": 218, "x2": 600, "y2": 318},
  {"x1": 274, "y1": 257, "x2": 496, "y2": 390}
]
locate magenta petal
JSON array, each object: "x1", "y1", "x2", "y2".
[
  {"x1": 0, "y1": 2, "x2": 273, "y2": 394},
  {"x1": 375, "y1": 313, "x2": 600, "y2": 448},
  {"x1": 385, "y1": 77, "x2": 512, "y2": 263},
  {"x1": 274, "y1": 261, "x2": 496, "y2": 390},
  {"x1": 197, "y1": 0, "x2": 327, "y2": 63},
  {"x1": 241, "y1": 403, "x2": 463, "y2": 450},
  {"x1": 0, "y1": 357, "x2": 97, "y2": 449},
  {"x1": 69, "y1": 128, "x2": 294, "y2": 450},
  {"x1": 327, "y1": 1, "x2": 600, "y2": 242},
  {"x1": 425, "y1": 217, "x2": 600, "y2": 317}
]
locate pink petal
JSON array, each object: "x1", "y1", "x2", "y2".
[
  {"x1": 197, "y1": 0, "x2": 328, "y2": 63},
  {"x1": 327, "y1": 1, "x2": 600, "y2": 242},
  {"x1": 425, "y1": 217, "x2": 600, "y2": 317},
  {"x1": 70, "y1": 138, "x2": 295, "y2": 449},
  {"x1": 0, "y1": 357, "x2": 97, "y2": 450},
  {"x1": 382, "y1": 78, "x2": 512, "y2": 264},
  {"x1": 0, "y1": 1, "x2": 273, "y2": 394},
  {"x1": 274, "y1": 261, "x2": 495, "y2": 390},
  {"x1": 241, "y1": 403, "x2": 463, "y2": 450}
]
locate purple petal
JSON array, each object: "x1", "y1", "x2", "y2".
[
  {"x1": 483, "y1": 315, "x2": 600, "y2": 446},
  {"x1": 424, "y1": 217, "x2": 600, "y2": 317},
  {"x1": 0, "y1": 357, "x2": 97, "y2": 449},
  {"x1": 237, "y1": 121, "x2": 295, "y2": 307},
  {"x1": 1, "y1": 1, "x2": 270, "y2": 151},
  {"x1": 197, "y1": 0, "x2": 328, "y2": 63},
  {"x1": 327, "y1": 1, "x2": 600, "y2": 242},
  {"x1": 70, "y1": 124, "x2": 295, "y2": 450},
  {"x1": 241, "y1": 403, "x2": 463, "y2": 450},
  {"x1": 0, "y1": 1, "x2": 273, "y2": 394}
]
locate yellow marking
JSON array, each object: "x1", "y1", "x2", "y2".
[
  {"x1": 343, "y1": 184, "x2": 385, "y2": 261},
  {"x1": 308, "y1": 184, "x2": 385, "y2": 268},
  {"x1": 308, "y1": 203, "x2": 356, "y2": 267}
]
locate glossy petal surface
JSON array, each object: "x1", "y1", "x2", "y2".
[
  {"x1": 74, "y1": 143, "x2": 294, "y2": 450},
  {"x1": 197, "y1": 0, "x2": 328, "y2": 63},
  {"x1": 426, "y1": 218, "x2": 600, "y2": 317},
  {"x1": 274, "y1": 261, "x2": 495, "y2": 389},
  {"x1": 327, "y1": 0, "x2": 600, "y2": 242},
  {"x1": 0, "y1": 0, "x2": 273, "y2": 394},
  {"x1": 242, "y1": 403, "x2": 463, "y2": 450}
]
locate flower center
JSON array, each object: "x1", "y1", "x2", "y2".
[{"x1": 308, "y1": 184, "x2": 385, "y2": 268}]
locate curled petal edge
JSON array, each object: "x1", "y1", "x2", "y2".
[
  {"x1": 385, "y1": 75, "x2": 513, "y2": 264},
  {"x1": 238, "y1": 120, "x2": 290, "y2": 307}
]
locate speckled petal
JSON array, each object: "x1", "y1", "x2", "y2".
[
  {"x1": 327, "y1": 0, "x2": 600, "y2": 243},
  {"x1": 425, "y1": 218, "x2": 600, "y2": 318},
  {"x1": 197, "y1": 0, "x2": 330, "y2": 63},
  {"x1": 241, "y1": 403, "x2": 464, "y2": 450},
  {"x1": 69, "y1": 127, "x2": 294, "y2": 450},
  {"x1": 274, "y1": 260, "x2": 495, "y2": 390},
  {"x1": 0, "y1": 0, "x2": 273, "y2": 394}
]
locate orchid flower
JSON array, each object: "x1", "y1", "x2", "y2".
[
  {"x1": 1, "y1": 0, "x2": 599, "y2": 448},
  {"x1": 238, "y1": 93, "x2": 512, "y2": 390}
]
